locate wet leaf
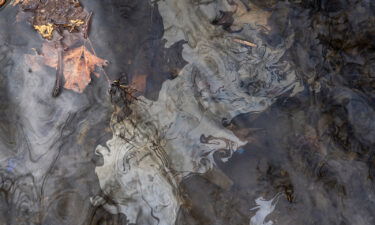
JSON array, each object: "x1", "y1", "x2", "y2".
[
  {"x1": 33, "y1": 24, "x2": 54, "y2": 39},
  {"x1": 67, "y1": 19, "x2": 85, "y2": 32},
  {"x1": 13, "y1": 0, "x2": 88, "y2": 39},
  {"x1": 46, "y1": 45, "x2": 108, "y2": 93},
  {"x1": 27, "y1": 43, "x2": 108, "y2": 93}
]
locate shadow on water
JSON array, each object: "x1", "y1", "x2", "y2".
[{"x1": 0, "y1": 0, "x2": 375, "y2": 225}]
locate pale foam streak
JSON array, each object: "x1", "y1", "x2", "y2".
[{"x1": 250, "y1": 193, "x2": 281, "y2": 225}]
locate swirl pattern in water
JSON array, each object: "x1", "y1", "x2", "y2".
[{"x1": 1, "y1": 0, "x2": 375, "y2": 225}]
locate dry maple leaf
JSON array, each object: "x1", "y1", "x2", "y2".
[
  {"x1": 63, "y1": 46, "x2": 108, "y2": 93},
  {"x1": 43, "y1": 44, "x2": 108, "y2": 93}
]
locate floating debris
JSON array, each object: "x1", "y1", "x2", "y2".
[
  {"x1": 250, "y1": 194, "x2": 281, "y2": 225},
  {"x1": 33, "y1": 24, "x2": 54, "y2": 39},
  {"x1": 67, "y1": 19, "x2": 85, "y2": 32},
  {"x1": 233, "y1": 38, "x2": 257, "y2": 47}
]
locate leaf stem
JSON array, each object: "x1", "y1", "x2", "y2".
[{"x1": 52, "y1": 41, "x2": 64, "y2": 97}]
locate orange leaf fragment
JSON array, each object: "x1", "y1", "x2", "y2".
[
  {"x1": 44, "y1": 44, "x2": 108, "y2": 93},
  {"x1": 63, "y1": 46, "x2": 108, "y2": 93}
]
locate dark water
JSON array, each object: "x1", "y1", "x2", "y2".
[{"x1": 1, "y1": 0, "x2": 375, "y2": 225}]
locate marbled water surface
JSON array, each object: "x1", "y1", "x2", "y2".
[{"x1": 1, "y1": 0, "x2": 375, "y2": 225}]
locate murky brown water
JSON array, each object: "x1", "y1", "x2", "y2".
[{"x1": 1, "y1": 0, "x2": 375, "y2": 225}]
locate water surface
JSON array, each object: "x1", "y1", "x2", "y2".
[{"x1": 0, "y1": 0, "x2": 375, "y2": 225}]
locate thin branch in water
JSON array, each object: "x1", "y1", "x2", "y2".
[
  {"x1": 52, "y1": 41, "x2": 64, "y2": 97},
  {"x1": 233, "y1": 38, "x2": 257, "y2": 47},
  {"x1": 83, "y1": 11, "x2": 93, "y2": 39}
]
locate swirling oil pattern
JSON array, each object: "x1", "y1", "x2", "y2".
[{"x1": 0, "y1": 0, "x2": 375, "y2": 225}]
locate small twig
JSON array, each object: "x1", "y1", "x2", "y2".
[
  {"x1": 111, "y1": 80, "x2": 146, "y2": 104},
  {"x1": 233, "y1": 38, "x2": 257, "y2": 47},
  {"x1": 83, "y1": 11, "x2": 93, "y2": 39},
  {"x1": 119, "y1": 84, "x2": 139, "y2": 101},
  {"x1": 52, "y1": 41, "x2": 64, "y2": 97}
]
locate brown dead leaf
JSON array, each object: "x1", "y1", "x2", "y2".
[
  {"x1": 61, "y1": 46, "x2": 107, "y2": 93},
  {"x1": 42, "y1": 44, "x2": 108, "y2": 93},
  {"x1": 14, "y1": 0, "x2": 88, "y2": 39},
  {"x1": 16, "y1": 0, "x2": 103, "y2": 96}
]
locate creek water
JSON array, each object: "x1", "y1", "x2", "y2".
[{"x1": 0, "y1": 0, "x2": 375, "y2": 225}]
